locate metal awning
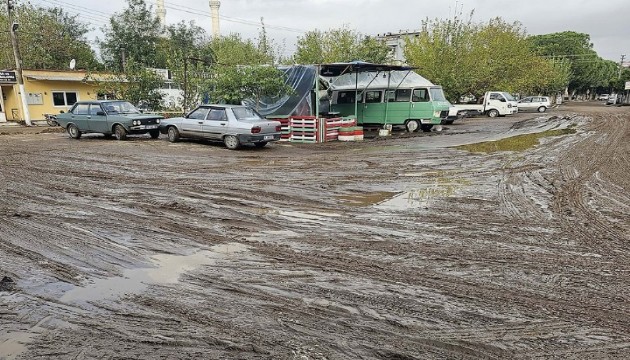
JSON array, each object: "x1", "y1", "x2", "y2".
[
  {"x1": 25, "y1": 74, "x2": 126, "y2": 82},
  {"x1": 319, "y1": 61, "x2": 416, "y2": 77},
  {"x1": 25, "y1": 74, "x2": 90, "y2": 82}
]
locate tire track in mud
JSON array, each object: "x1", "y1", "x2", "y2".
[{"x1": 2, "y1": 108, "x2": 630, "y2": 359}]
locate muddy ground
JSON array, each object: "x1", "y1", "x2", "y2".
[{"x1": 0, "y1": 102, "x2": 628, "y2": 359}]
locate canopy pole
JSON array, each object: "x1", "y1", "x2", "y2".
[
  {"x1": 354, "y1": 71, "x2": 359, "y2": 121},
  {"x1": 384, "y1": 70, "x2": 392, "y2": 126},
  {"x1": 315, "y1": 64, "x2": 320, "y2": 117}
]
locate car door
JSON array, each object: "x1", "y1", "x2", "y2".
[
  {"x1": 180, "y1": 107, "x2": 209, "y2": 138},
  {"x1": 69, "y1": 103, "x2": 90, "y2": 130},
  {"x1": 202, "y1": 108, "x2": 228, "y2": 139},
  {"x1": 487, "y1": 93, "x2": 506, "y2": 114},
  {"x1": 518, "y1": 97, "x2": 534, "y2": 111},
  {"x1": 87, "y1": 104, "x2": 109, "y2": 133}
]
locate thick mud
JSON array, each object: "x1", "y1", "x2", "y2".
[{"x1": 1, "y1": 103, "x2": 629, "y2": 359}]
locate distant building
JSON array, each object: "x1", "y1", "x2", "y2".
[
  {"x1": 0, "y1": 69, "x2": 124, "y2": 122},
  {"x1": 376, "y1": 31, "x2": 421, "y2": 65},
  {"x1": 147, "y1": 68, "x2": 183, "y2": 110}
]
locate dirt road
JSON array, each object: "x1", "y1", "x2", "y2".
[{"x1": 1, "y1": 102, "x2": 628, "y2": 359}]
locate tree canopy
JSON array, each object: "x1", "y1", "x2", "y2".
[
  {"x1": 404, "y1": 14, "x2": 571, "y2": 101},
  {"x1": 0, "y1": 4, "x2": 100, "y2": 70},
  {"x1": 294, "y1": 27, "x2": 390, "y2": 64},
  {"x1": 529, "y1": 31, "x2": 619, "y2": 94}
]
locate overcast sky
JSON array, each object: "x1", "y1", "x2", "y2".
[{"x1": 31, "y1": 0, "x2": 630, "y2": 62}]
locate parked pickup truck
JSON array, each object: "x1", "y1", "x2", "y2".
[{"x1": 452, "y1": 91, "x2": 518, "y2": 118}]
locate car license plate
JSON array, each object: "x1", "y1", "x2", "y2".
[
  {"x1": 146, "y1": 125, "x2": 158, "y2": 129},
  {"x1": 264, "y1": 135, "x2": 274, "y2": 140}
]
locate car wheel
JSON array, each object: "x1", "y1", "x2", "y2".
[
  {"x1": 67, "y1": 124, "x2": 81, "y2": 139},
  {"x1": 149, "y1": 129, "x2": 160, "y2": 139},
  {"x1": 114, "y1": 124, "x2": 127, "y2": 141},
  {"x1": 420, "y1": 124, "x2": 433, "y2": 132},
  {"x1": 224, "y1": 135, "x2": 240, "y2": 150},
  {"x1": 405, "y1": 120, "x2": 420, "y2": 133},
  {"x1": 487, "y1": 109, "x2": 499, "y2": 118},
  {"x1": 167, "y1": 126, "x2": 180, "y2": 142},
  {"x1": 537, "y1": 106, "x2": 547, "y2": 113},
  {"x1": 254, "y1": 142, "x2": 268, "y2": 148}
]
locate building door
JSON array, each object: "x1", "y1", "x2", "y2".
[{"x1": 0, "y1": 87, "x2": 6, "y2": 122}]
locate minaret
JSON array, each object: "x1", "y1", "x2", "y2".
[
  {"x1": 156, "y1": 0, "x2": 166, "y2": 26},
  {"x1": 209, "y1": 0, "x2": 221, "y2": 38}
]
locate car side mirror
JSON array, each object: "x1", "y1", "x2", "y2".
[
  {"x1": 96, "y1": 111, "x2": 105, "y2": 116},
  {"x1": 500, "y1": 98, "x2": 506, "y2": 102}
]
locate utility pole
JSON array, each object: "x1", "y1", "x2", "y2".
[{"x1": 7, "y1": 0, "x2": 32, "y2": 126}]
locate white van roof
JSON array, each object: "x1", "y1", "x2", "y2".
[{"x1": 327, "y1": 70, "x2": 435, "y2": 91}]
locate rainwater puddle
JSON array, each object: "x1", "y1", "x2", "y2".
[
  {"x1": 338, "y1": 180, "x2": 468, "y2": 210},
  {"x1": 456, "y1": 128, "x2": 577, "y2": 153},
  {"x1": 0, "y1": 332, "x2": 37, "y2": 360},
  {"x1": 60, "y1": 242, "x2": 248, "y2": 303},
  {"x1": 377, "y1": 183, "x2": 463, "y2": 210},
  {"x1": 337, "y1": 191, "x2": 398, "y2": 206}
]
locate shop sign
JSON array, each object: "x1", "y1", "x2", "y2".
[{"x1": 0, "y1": 71, "x2": 17, "y2": 83}]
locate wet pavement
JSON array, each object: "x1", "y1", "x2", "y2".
[{"x1": 1, "y1": 102, "x2": 629, "y2": 359}]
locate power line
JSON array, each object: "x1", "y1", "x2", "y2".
[
  {"x1": 158, "y1": 0, "x2": 306, "y2": 34},
  {"x1": 31, "y1": 0, "x2": 111, "y2": 22}
]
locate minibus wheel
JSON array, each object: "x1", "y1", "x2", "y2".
[{"x1": 405, "y1": 120, "x2": 420, "y2": 133}]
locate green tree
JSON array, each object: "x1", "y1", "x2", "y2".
[
  {"x1": 88, "y1": 60, "x2": 165, "y2": 110},
  {"x1": 0, "y1": 4, "x2": 100, "y2": 70},
  {"x1": 191, "y1": 33, "x2": 292, "y2": 106},
  {"x1": 404, "y1": 14, "x2": 569, "y2": 101},
  {"x1": 294, "y1": 27, "x2": 390, "y2": 64},
  {"x1": 99, "y1": 0, "x2": 162, "y2": 71},
  {"x1": 209, "y1": 65, "x2": 291, "y2": 107},
  {"x1": 529, "y1": 31, "x2": 618, "y2": 94},
  {"x1": 153, "y1": 21, "x2": 212, "y2": 110}
]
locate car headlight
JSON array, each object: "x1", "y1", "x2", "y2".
[
  {"x1": 134, "y1": 120, "x2": 140, "y2": 125},
  {"x1": 156, "y1": 119, "x2": 161, "y2": 124},
  {"x1": 508, "y1": 104, "x2": 512, "y2": 108},
  {"x1": 433, "y1": 111, "x2": 440, "y2": 117}
]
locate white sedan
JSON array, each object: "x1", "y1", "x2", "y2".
[
  {"x1": 517, "y1": 96, "x2": 551, "y2": 113},
  {"x1": 159, "y1": 105, "x2": 282, "y2": 149}
]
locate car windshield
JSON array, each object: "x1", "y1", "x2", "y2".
[
  {"x1": 232, "y1": 107, "x2": 263, "y2": 121},
  {"x1": 103, "y1": 101, "x2": 141, "y2": 114},
  {"x1": 502, "y1": 93, "x2": 516, "y2": 101},
  {"x1": 429, "y1": 87, "x2": 447, "y2": 101}
]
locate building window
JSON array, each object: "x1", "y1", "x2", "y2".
[{"x1": 52, "y1": 91, "x2": 78, "y2": 106}]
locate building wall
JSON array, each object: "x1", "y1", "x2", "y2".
[
  {"x1": 377, "y1": 31, "x2": 421, "y2": 66},
  {"x1": 1, "y1": 69, "x2": 103, "y2": 121}
]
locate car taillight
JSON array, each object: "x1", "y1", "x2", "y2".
[
  {"x1": 275, "y1": 125, "x2": 282, "y2": 132},
  {"x1": 251, "y1": 126, "x2": 261, "y2": 134}
]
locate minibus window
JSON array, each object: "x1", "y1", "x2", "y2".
[
  {"x1": 395, "y1": 89, "x2": 411, "y2": 102},
  {"x1": 412, "y1": 89, "x2": 429, "y2": 102},
  {"x1": 365, "y1": 91, "x2": 382, "y2": 103}
]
